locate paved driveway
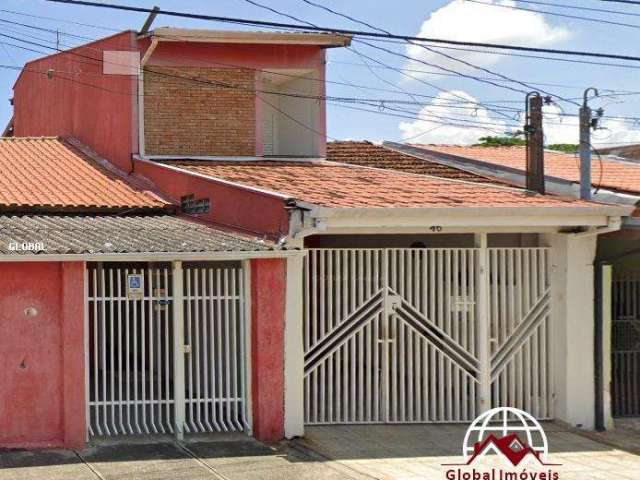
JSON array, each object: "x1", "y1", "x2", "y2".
[
  {"x1": 297, "y1": 423, "x2": 640, "y2": 480},
  {"x1": 2, "y1": 425, "x2": 640, "y2": 479}
]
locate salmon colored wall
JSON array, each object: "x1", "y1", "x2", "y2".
[
  {"x1": 250, "y1": 258, "x2": 286, "y2": 442},
  {"x1": 13, "y1": 31, "x2": 138, "y2": 171},
  {"x1": 133, "y1": 159, "x2": 291, "y2": 241},
  {"x1": 0, "y1": 262, "x2": 86, "y2": 449}
]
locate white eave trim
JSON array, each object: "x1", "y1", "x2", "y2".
[
  {"x1": 0, "y1": 249, "x2": 305, "y2": 263},
  {"x1": 311, "y1": 205, "x2": 633, "y2": 218}
]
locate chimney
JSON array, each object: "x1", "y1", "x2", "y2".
[{"x1": 525, "y1": 93, "x2": 545, "y2": 194}]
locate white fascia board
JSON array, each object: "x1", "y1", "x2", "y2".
[
  {"x1": 0, "y1": 250, "x2": 305, "y2": 263},
  {"x1": 317, "y1": 214, "x2": 611, "y2": 229},
  {"x1": 311, "y1": 205, "x2": 632, "y2": 220}
]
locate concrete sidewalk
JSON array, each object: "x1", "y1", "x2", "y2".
[
  {"x1": 0, "y1": 435, "x2": 366, "y2": 480},
  {"x1": 3, "y1": 425, "x2": 640, "y2": 480}
]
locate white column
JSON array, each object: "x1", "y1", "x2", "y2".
[
  {"x1": 542, "y1": 233, "x2": 598, "y2": 429},
  {"x1": 475, "y1": 233, "x2": 491, "y2": 413},
  {"x1": 172, "y1": 261, "x2": 185, "y2": 440},
  {"x1": 602, "y1": 264, "x2": 614, "y2": 430},
  {"x1": 284, "y1": 254, "x2": 305, "y2": 438}
]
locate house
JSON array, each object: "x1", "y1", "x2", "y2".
[
  {"x1": 0, "y1": 137, "x2": 301, "y2": 448},
  {"x1": 2, "y1": 27, "x2": 633, "y2": 450},
  {"x1": 374, "y1": 141, "x2": 640, "y2": 428}
]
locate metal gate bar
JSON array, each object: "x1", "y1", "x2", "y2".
[
  {"x1": 488, "y1": 248, "x2": 552, "y2": 420},
  {"x1": 612, "y1": 273, "x2": 640, "y2": 417},
  {"x1": 87, "y1": 262, "x2": 249, "y2": 437},
  {"x1": 88, "y1": 266, "x2": 174, "y2": 436},
  {"x1": 304, "y1": 247, "x2": 553, "y2": 425},
  {"x1": 183, "y1": 266, "x2": 248, "y2": 433}
]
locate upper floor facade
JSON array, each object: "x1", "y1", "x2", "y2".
[{"x1": 11, "y1": 28, "x2": 350, "y2": 172}]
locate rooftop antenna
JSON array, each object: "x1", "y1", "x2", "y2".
[{"x1": 140, "y1": 6, "x2": 160, "y2": 34}]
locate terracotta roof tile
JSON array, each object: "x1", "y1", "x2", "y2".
[
  {"x1": 327, "y1": 141, "x2": 507, "y2": 184},
  {"x1": 415, "y1": 144, "x2": 640, "y2": 195},
  {"x1": 0, "y1": 137, "x2": 170, "y2": 212},
  {"x1": 162, "y1": 159, "x2": 597, "y2": 209}
]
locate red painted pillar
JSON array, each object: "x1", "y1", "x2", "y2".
[
  {"x1": 61, "y1": 261, "x2": 87, "y2": 448},
  {"x1": 250, "y1": 258, "x2": 286, "y2": 442}
]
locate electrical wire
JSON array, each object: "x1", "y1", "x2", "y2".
[
  {"x1": 44, "y1": 0, "x2": 640, "y2": 63},
  {"x1": 0, "y1": 7, "x2": 121, "y2": 32},
  {"x1": 297, "y1": 0, "x2": 578, "y2": 106},
  {"x1": 236, "y1": 0, "x2": 523, "y2": 122},
  {"x1": 513, "y1": 0, "x2": 640, "y2": 17},
  {"x1": 465, "y1": 0, "x2": 640, "y2": 30}
]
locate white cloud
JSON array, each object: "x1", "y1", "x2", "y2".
[
  {"x1": 399, "y1": 91, "x2": 640, "y2": 147},
  {"x1": 405, "y1": 0, "x2": 570, "y2": 76},
  {"x1": 399, "y1": 90, "x2": 512, "y2": 144},
  {"x1": 542, "y1": 104, "x2": 640, "y2": 147}
]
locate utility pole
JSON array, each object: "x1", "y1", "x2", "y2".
[
  {"x1": 580, "y1": 88, "x2": 599, "y2": 201},
  {"x1": 525, "y1": 92, "x2": 544, "y2": 194}
]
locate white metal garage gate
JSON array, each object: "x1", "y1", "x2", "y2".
[
  {"x1": 87, "y1": 263, "x2": 249, "y2": 437},
  {"x1": 303, "y1": 248, "x2": 553, "y2": 424}
]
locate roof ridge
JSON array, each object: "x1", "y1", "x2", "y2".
[
  {"x1": 0, "y1": 136, "x2": 61, "y2": 141},
  {"x1": 63, "y1": 137, "x2": 175, "y2": 207}
]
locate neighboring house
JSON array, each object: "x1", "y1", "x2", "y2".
[
  {"x1": 598, "y1": 143, "x2": 640, "y2": 161},
  {"x1": 0, "y1": 137, "x2": 299, "y2": 449},
  {"x1": 379, "y1": 141, "x2": 640, "y2": 427},
  {"x1": 2, "y1": 28, "x2": 634, "y2": 451}
]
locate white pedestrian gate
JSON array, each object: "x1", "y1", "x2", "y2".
[
  {"x1": 303, "y1": 248, "x2": 552, "y2": 424},
  {"x1": 87, "y1": 263, "x2": 249, "y2": 436}
]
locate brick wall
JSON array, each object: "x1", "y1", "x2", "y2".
[{"x1": 144, "y1": 67, "x2": 256, "y2": 156}]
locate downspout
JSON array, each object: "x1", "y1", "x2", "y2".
[{"x1": 138, "y1": 37, "x2": 159, "y2": 161}]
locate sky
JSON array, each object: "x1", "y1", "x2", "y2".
[{"x1": 2, "y1": 0, "x2": 640, "y2": 146}]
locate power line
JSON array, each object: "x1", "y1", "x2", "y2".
[
  {"x1": 0, "y1": 24, "x2": 525, "y2": 118},
  {"x1": 0, "y1": 17, "x2": 95, "y2": 41},
  {"x1": 297, "y1": 0, "x2": 575, "y2": 105},
  {"x1": 513, "y1": 0, "x2": 640, "y2": 17},
  {"x1": 465, "y1": 0, "x2": 640, "y2": 30},
  {"x1": 239, "y1": 0, "x2": 528, "y2": 124},
  {"x1": 595, "y1": 0, "x2": 640, "y2": 5},
  {"x1": 0, "y1": 14, "x2": 496, "y2": 105},
  {"x1": 45, "y1": 0, "x2": 640, "y2": 62},
  {"x1": 0, "y1": 7, "x2": 121, "y2": 32},
  {"x1": 7, "y1": 5, "x2": 639, "y2": 135},
  {"x1": 237, "y1": 0, "x2": 523, "y2": 122}
]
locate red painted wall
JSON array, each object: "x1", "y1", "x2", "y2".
[
  {"x1": 13, "y1": 31, "x2": 138, "y2": 171},
  {"x1": 13, "y1": 34, "x2": 328, "y2": 168},
  {"x1": 0, "y1": 262, "x2": 86, "y2": 449},
  {"x1": 250, "y1": 258, "x2": 286, "y2": 442},
  {"x1": 133, "y1": 159, "x2": 291, "y2": 241}
]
